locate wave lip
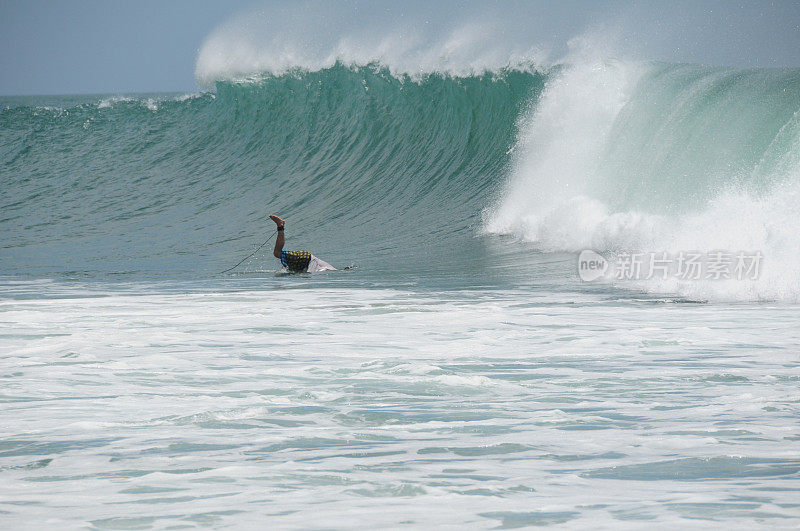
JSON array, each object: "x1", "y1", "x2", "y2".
[{"x1": 194, "y1": 3, "x2": 546, "y2": 86}]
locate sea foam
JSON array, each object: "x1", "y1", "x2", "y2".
[{"x1": 483, "y1": 57, "x2": 800, "y2": 302}]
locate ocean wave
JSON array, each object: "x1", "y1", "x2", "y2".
[
  {"x1": 0, "y1": 66, "x2": 539, "y2": 276},
  {"x1": 483, "y1": 60, "x2": 800, "y2": 301},
  {"x1": 3, "y1": 50, "x2": 800, "y2": 301}
]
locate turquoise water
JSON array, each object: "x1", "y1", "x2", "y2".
[{"x1": 1, "y1": 61, "x2": 800, "y2": 528}]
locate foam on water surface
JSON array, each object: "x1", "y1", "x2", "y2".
[{"x1": 1, "y1": 278, "x2": 798, "y2": 527}]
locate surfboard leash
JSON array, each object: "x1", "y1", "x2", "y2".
[{"x1": 219, "y1": 229, "x2": 279, "y2": 275}]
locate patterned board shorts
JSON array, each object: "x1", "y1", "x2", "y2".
[{"x1": 280, "y1": 250, "x2": 312, "y2": 272}]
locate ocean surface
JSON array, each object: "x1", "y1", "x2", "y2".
[{"x1": 2, "y1": 58, "x2": 800, "y2": 528}]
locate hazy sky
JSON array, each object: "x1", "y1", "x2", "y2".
[
  {"x1": 1, "y1": 0, "x2": 799, "y2": 96},
  {"x1": 0, "y1": 0, "x2": 255, "y2": 95}
]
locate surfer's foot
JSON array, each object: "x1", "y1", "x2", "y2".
[{"x1": 269, "y1": 214, "x2": 285, "y2": 227}]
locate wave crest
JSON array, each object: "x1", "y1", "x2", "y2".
[{"x1": 194, "y1": 2, "x2": 546, "y2": 86}]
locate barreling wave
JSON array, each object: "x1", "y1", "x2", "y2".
[
  {"x1": 3, "y1": 52, "x2": 800, "y2": 300},
  {"x1": 0, "y1": 65, "x2": 542, "y2": 276}
]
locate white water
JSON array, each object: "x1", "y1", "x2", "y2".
[
  {"x1": 483, "y1": 59, "x2": 800, "y2": 302},
  {"x1": 2, "y1": 278, "x2": 799, "y2": 528}
]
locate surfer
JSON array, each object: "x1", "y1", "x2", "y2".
[{"x1": 269, "y1": 214, "x2": 338, "y2": 273}]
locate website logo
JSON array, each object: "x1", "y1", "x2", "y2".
[{"x1": 578, "y1": 250, "x2": 609, "y2": 282}]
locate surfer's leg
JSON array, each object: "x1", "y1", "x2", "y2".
[
  {"x1": 273, "y1": 229, "x2": 284, "y2": 258},
  {"x1": 270, "y1": 215, "x2": 285, "y2": 258}
]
